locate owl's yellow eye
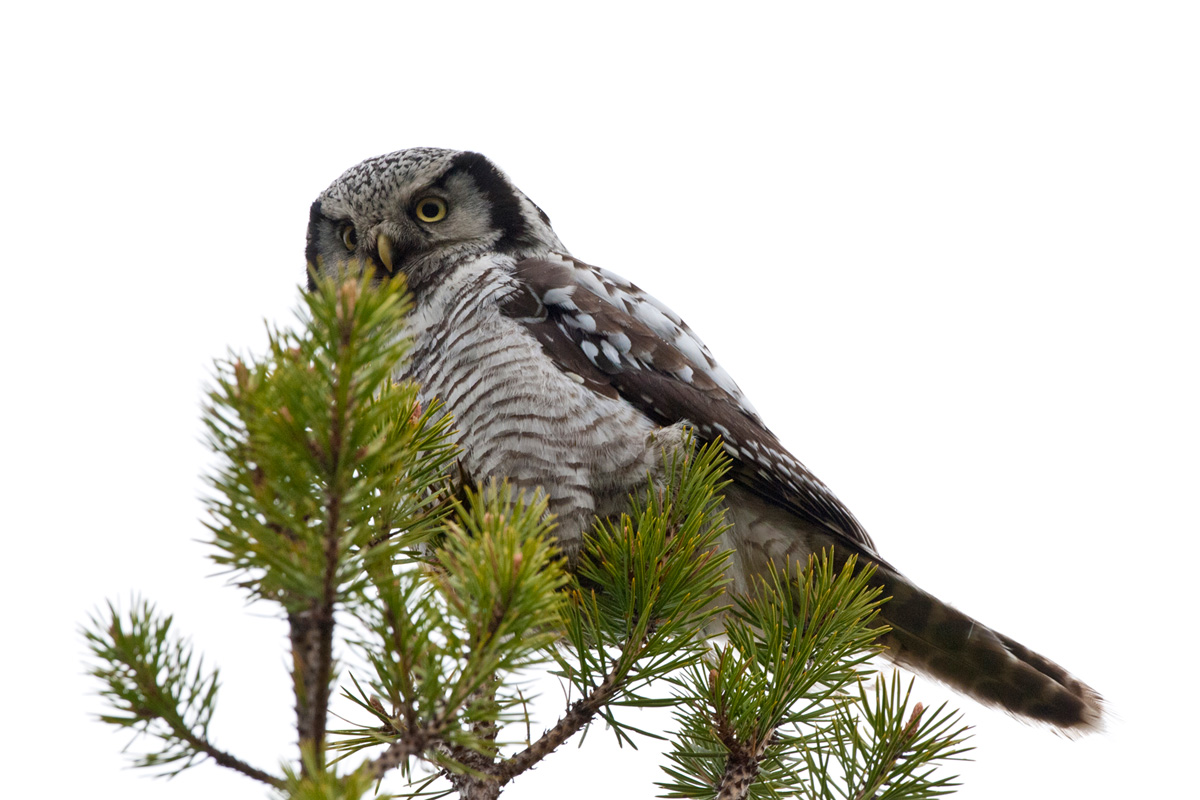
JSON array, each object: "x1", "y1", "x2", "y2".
[
  {"x1": 341, "y1": 224, "x2": 358, "y2": 252},
  {"x1": 414, "y1": 197, "x2": 448, "y2": 223}
]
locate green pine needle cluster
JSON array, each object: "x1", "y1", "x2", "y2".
[
  {"x1": 799, "y1": 675, "x2": 973, "y2": 800},
  {"x1": 659, "y1": 558, "x2": 970, "y2": 800},
  {"x1": 552, "y1": 437, "x2": 732, "y2": 739},
  {"x1": 330, "y1": 485, "x2": 571, "y2": 779},
  {"x1": 203, "y1": 272, "x2": 457, "y2": 608},
  {"x1": 82, "y1": 273, "x2": 971, "y2": 800},
  {"x1": 83, "y1": 598, "x2": 220, "y2": 777}
]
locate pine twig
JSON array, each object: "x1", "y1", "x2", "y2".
[
  {"x1": 83, "y1": 600, "x2": 286, "y2": 789},
  {"x1": 493, "y1": 670, "x2": 620, "y2": 785},
  {"x1": 444, "y1": 677, "x2": 504, "y2": 800},
  {"x1": 178, "y1": 731, "x2": 286, "y2": 789},
  {"x1": 366, "y1": 720, "x2": 446, "y2": 780}
]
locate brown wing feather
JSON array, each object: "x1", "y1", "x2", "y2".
[{"x1": 499, "y1": 255, "x2": 879, "y2": 556}]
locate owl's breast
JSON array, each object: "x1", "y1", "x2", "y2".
[{"x1": 399, "y1": 261, "x2": 662, "y2": 547}]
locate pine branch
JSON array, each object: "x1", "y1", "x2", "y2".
[
  {"x1": 336, "y1": 440, "x2": 733, "y2": 796},
  {"x1": 493, "y1": 669, "x2": 620, "y2": 784},
  {"x1": 203, "y1": 272, "x2": 457, "y2": 778},
  {"x1": 486, "y1": 439, "x2": 734, "y2": 786},
  {"x1": 85, "y1": 272, "x2": 460, "y2": 793},
  {"x1": 657, "y1": 553, "x2": 969, "y2": 800},
  {"x1": 366, "y1": 720, "x2": 446, "y2": 779},
  {"x1": 333, "y1": 482, "x2": 570, "y2": 793},
  {"x1": 291, "y1": 280, "x2": 356, "y2": 771},
  {"x1": 82, "y1": 598, "x2": 285, "y2": 788},
  {"x1": 713, "y1": 751, "x2": 760, "y2": 800},
  {"x1": 806, "y1": 673, "x2": 973, "y2": 800}
]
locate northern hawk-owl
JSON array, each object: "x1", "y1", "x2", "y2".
[{"x1": 305, "y1": 148, "x2": 1103, "y2": 733}]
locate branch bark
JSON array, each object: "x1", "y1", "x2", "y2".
[
  {"x1": 183, "y1": 729, "x2": 286, "y2": 790},
  {"x1": 493, "y1": 671, "x2": 619, "y2": 785},
  {"x1": 364, "y1": 670, "x2": 623, "y2": 798}
]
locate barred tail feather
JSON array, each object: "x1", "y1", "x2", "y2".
[{"x1": 875, "y1": 570, "x2": 1105, "y2": 734}]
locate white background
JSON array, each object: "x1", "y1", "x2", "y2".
[{"x1": 2, "y1": 2, "x2": 1197, "y2": 798}]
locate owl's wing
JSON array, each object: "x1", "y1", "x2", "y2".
[{"x1": 498, "y1": 253, "x2": 877, "y2": 553}]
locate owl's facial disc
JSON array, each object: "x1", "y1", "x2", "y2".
[{"x1": 306, "y1": 148, "x2": 566, "y2": 292}]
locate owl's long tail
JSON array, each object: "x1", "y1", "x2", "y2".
[{"x1": 870, "y1": 567, "x2": 1105, "y2": 734}]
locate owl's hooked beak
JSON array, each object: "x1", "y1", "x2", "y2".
[
  {"x1": 375, "y1": 232, "x2": 396, "y2": 275},
  {"x1": 362, "y1": 229, "x2": 414, "y2": 280}
]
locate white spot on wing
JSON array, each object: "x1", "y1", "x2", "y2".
[
  {"x1": 606, "y1": 331, "x2": 632, "y2": 353},
  {"x1": 671, "y1": 333, "x2": 707, "y2": 369},
  {"x1": 543, "y1": 286, "x2": 576, "y2": 307},
  {"x1": 572, "y1": 266, "x2": 611, "y2": 298},
  {"x1": 568, "y1": 313, "x2": 597, "y2": 332},
  {"x1": 630, "y1": 302, "x2": 674, "y2": 338}
]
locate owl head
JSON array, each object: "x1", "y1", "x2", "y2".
[{"x1": 305, "y1": 148, "x2": 563, "y2": 291}]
